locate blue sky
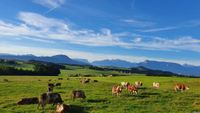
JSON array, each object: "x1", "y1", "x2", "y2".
[{"x1": 0, "y1": 0, "x2": 200, "y2": 65}]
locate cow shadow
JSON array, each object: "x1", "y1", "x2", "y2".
[
  {"x1": 140, "y1": 92, "x2": 160, "y2": 96},
  {"x1": 87, "y1": 99, "x2": 107, "y2": 103},
  {"x1": 69, "y1": 105, "x2": 91, "y2": 113},
  {"x1": 138, "y1": 87, "x2": 147, "y2": 90}
]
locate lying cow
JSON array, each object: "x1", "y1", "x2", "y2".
[
  {"x1": 121, "y1": 82, "x2": 130, "y2": 89},
  {"x1": 127, "y1": 85, "x2": 138, "y2": 95},
  {"x1": 56, "y1": 103, "x2": 70, "y2": 113},
  {"x1": 152, "y1": 82, "x2": 160, "y2": 89},
  {"x1": 71, "y1": 90, "x2": 86, "y2": 100},
  {"x1": 174, "y1": 83, "x2": 189, "y2": 92},
  {"x1": 112, "y1": 85, "x2": 122, "y2": 96},
  {"x1": 135, "y1": 81, "x2": 143, "y2": 88},
  {"x1": 17, "y1": 97, "x2": 38, "y2": 105},
  {"x1": 38, "y1": 92, "x2": 63, "y2": 109}
]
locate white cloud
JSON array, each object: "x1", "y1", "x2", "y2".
[
  {"x1": 121, "y1": 19, "x2": 155, "y2": 28},
  {"x1": 132, "y1": 37, "x2": 142, "y2": 43},
  {"x1": 0, "y1": 12, "x2": 132, "y2": 48},
  {"x1": 33, "y1": 0, "x2": 65, "y2": 9},
  {"x1": 131, "y1": 36, "x2": 200, "y2": 52},
  {"x1": 1, "y1": 12, "x2": 200, "y2": 54},
  {"x1": 139, "y1": 26, "x2": 177, "y2": 32}
]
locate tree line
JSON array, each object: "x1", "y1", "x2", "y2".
[{"x1": 0, "y1": 60, "x2": 64, "y2": 76}]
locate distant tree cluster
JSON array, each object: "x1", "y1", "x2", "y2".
[
  {"x1": 0, "y1": 59, "x2": 17, "y2": 65},
  {"x1": 0, "y1": 60, "x2": 63, "y2": 76}
]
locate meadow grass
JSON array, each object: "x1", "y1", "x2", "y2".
[{"x1": 0, "y1": 74, "x2": 200, "y2": 113}]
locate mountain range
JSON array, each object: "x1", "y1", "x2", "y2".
[
  {"x1": 0, "y1": 54, "x2": 87, "y2": 65},
  {"x1": 0, "y1": 54, "x2": 199, "y2": 76},
  {"x1": 92, "y1": 59, "x2": 200, "y2": 76}
]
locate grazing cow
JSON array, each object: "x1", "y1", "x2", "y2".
[
  {"x1": 56, "y1": 103, "x2": 70, "y2": 113},
  {"x1": 127, "y1": 85, "x2": 138, "y2": 95},
  {"x1": 80, "y1": 78, "x2": 90, "y2": 84},
  {"x1": 174, "y1": 83, "x2": 189, "y2": 92},
  {"x1": 152, "y1": 82, "x2": 160, "y2": 89},
  {"x1": 71, "y1": 90, "x2": 86, "y2": 100},
  {"x1": 135, "y1": 81, "x2": 143, "y2": 88},
  {"x1": 38, "y1": 92, "x2": 63, "y2": 109},
  {"x1": 55, "y1": 83, "x2": 61, "y2": 87},
  {"x1": 112, "y1": 85, "x2": 122, "y2": 96},
  {"x1": 48, "y1": 83, "x2": 55, "y2": 92},
  {"x1": 3, "y1": 79, "x2": 9, "y2": 82},
  {"x1": 58, "y1": 78, "x2": 63, "y2": 80},
  {"x1": 17, "y1": 97, "x2": 38, "y2": 105},
  {"x1": 121, "y1": 82, "x2": 130, "y2": 89},
  {"x1": 93, "y1": 80, "x2": 98, "y2": 82}
]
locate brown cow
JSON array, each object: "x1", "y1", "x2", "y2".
[
  {"x1": 17, "y1": 97, "x2": 38, "y2": 105},
  {"x1": 38, "y1": 92, "x2": 63, "y2": 109},
  {"x1": 56, "y1": 103, "x2": 70, "y2": 113},
  {"x1": 112, "y1": 85, "x2": 122, "y2": 96},
  {"x1": 174, "y1": 83, "x2": 189, "y2": 92},
  {"x1": 127, "y1": 85, "x2": 138, "y2": 95},
  {"x1": 71, "y1": 90, "x2": 86, "y2": 100}
]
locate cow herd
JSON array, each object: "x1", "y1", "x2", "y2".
[
  {"x1": 112, "y1": 81, "x2": 189, "y2": 96},
  {"x1": 16, "y1": 77, "x2": 190, "y2": 113}
]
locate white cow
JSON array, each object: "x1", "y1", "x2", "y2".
[
  {"x1": 135, "y1": 81, "x2": 143, "y2": 88},
  {"x1": 152, "y1": 82, "x2": 160, "y2": 89},
  {"x1": 121, "y1": 82, "x2": 130, "y2": 89}
]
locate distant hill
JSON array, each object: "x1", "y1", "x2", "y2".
[
  {"x1": 73, "y1": 58, "x2": 90, "y2": 64},
  {"x1": 0, "y1": 54, "x2": 87, "y2": 65},
  {"x1": 92, "y1": 59, "x2": 137, "y2": 68},
  {"x1": 92, "y1": 59, "x2": 200, "y2": 76}
]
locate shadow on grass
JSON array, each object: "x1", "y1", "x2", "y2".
[
  {"x1": 138, "y1": 87, "x2": 147, "y2": 90},
  {"x1": 87, "y1": 99, "x2": 107, "y2": 103},
  {"x1": 69, "y1": 105, "x2": 91, "y2": 113},
  {"x1": 140, "y1": 92, "x2": 160, "y2": 96}
]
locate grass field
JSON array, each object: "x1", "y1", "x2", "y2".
[{"x1": 0, "y1": 74, "x2": 200, "y2": 113}]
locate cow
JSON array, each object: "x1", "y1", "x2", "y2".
[
  {"x1": 17, "y1": 97, "x2": 39, "y2": 105},
  {"x1": 56, "y1": 103, "x2": 70, "y2": 113},
  {"x1": 3, "y1": 79, "x2": 9, "y2": 82},
  {"x1": 135, "y1": 81, "x2": 143, "y2": 88},
  {"x1": 152, "y1": 82, "x2": 160, "y2": 89},
  {"x1": 80, "y1": 78, "x2": 90, "y2": 84},
  {"x1": 55, "y1": 83, "x2": 61, "y2": 87},
  {"x1": 112, "y1": 85, "x2": 122, "y2": 96},
  {"x1": 174, "y1": 83, "x2": 189, "y2": 92},
  {"x1": 48, "y1": 83, "x2": 55, "y2": 92},
  {"x1": 38, "y1": 92, "x2": 63, "y2": 109},
  {"x1": 127, "y1": 85, "x2": 138, "y2": 95},
  {"x1": 93, "y1": 80, "x2": 98, "y2": 82},
  {"x1": 58, "y1": 78, "x2": 63, "y2": 80},
  {"x1": 121, "y1": 82, "x2": 130, "y2": 89},
  {"x1": 71, "y1": 90, "x2": 86, "y2": 100}
]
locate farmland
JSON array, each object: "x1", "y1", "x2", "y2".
[{"x1": 0, "y1": 65, "x2": 200, "y2": 113}]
